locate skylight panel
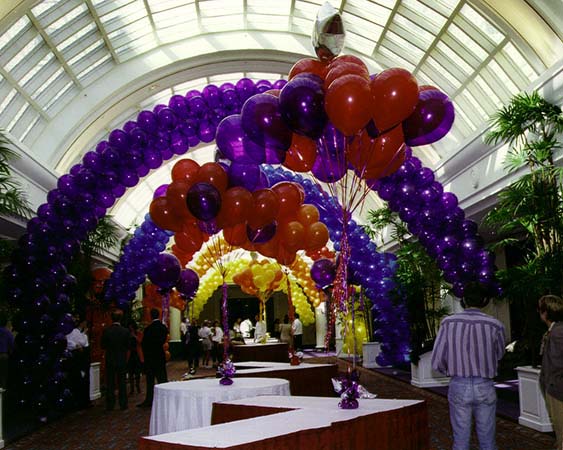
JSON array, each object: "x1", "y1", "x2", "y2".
[
  {"x1": 67, "y1": 40, "x2": 105, "y2": 67},
  {"x1": 293, "y1": 0, "x2": 321, "y2": 21},
  {"x1": 425, "y1": 56, "x2": 461, "y2": 89},
  {"x1": 246, "y1": 15, "x2": 288, "y2": 32},
  {"x1": 77, "y1": 53, "x2": 112, "y2": 83},
  {"x1": 344, "y1": 0, "x2": 392, "y2": 27},
  {"x1": 4, "y1": 35, "x2": 44, "y2": 72},
  {"x1": 483, "y1": 61, "x2": 518, "y2": 100},
  {"x1": 0, "y1": 93, "x2": 26, "y2": 128},
  {"x1": 31, "y1": 0, "x2": 61, "y2": 17},
  {"x1": 502, "y1": 42, "x2": 538, "y2": 81},
  {"x1": 8, "y1": 104, "x2": 35, "y2": 138},
  {"x1": 456, "y1": 90, "x2": 487, "y2": 124},
  {"x1": 148, "y1": 0, "x2": 195, "y2": 14},
  {"x1": 466, "y1": 79, "x2": 500, "y2": 114},
  {"x1": 247, "y1": 0, "x2": 291, "y2": 16},
  {"x1": 44, "y1": 3, "x2": 89, "y2": 35},
  {"x1": 100, "y1": 1, "x2": 148, "y2": 33},
  {"x1": 448, "y1": 23, "x2": 488, "y2": 61},
  {"x1": 342, "y1": 12, "x2": 384, "y2": 44},
  {"x1": 153, "y1": 5, "x2": 197, "y2": 28},
  {"x1": 198, "y1": 0, "x2": 244, "y2": 18},
  {"x1": 44, "y1": 80, "x2": 75, "y2": 112},
  {"x1": 57, "y1": 23, "x2": 97, "y2": 52},
  {"x1": 401, "y1": 0, "x2": 448, "y2": 32},
  {"x1": 345, "y1": 31, "x2": 377, "y2": 56},
  {"x1": 378, "y1": 45, "x2": 416, "y2": 72},
  {"x1": 200, "y1": 15, "x2": 245, "y2": 32},
  {"x1": 0, "y1": 89, "x2": 18, "y2": 118},
  {"x1": 21, "y1": 116, "x2": 42, "y2": 143},
  {"x1": 435, "y1": 41, "x2": 473, "y2": 76},
  {"x1": 459, "y1": 4, "x2": 504, "y2": 45},
  {"x1": 392, "y1": 14, "x2": 434, "y2": 49},
  {"x1": 386, "y1": 31, "x2": 425, "y2": 62},
  {"x1": 493, "y1": 50, "x2": 530, "y2": 91},
  {"x1": 7, "y1": 104, "x2": 28, "y2": 133},
  {"x1": 0, "y1": 16, "x2": 30, "y2": 52},
  {"x1": 31, "y1": 67, "x2": 65, "y2": 101},
  {"x1": 19, "y1": 52, "x2": 55, "y2": 88}
]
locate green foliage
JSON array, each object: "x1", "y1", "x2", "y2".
[
  {"x1": 365, "y1": 207, "x2": 449, "y2": 363},
  {"x1": 484, "y1": 90, "x2": 563, "y2": 365}
]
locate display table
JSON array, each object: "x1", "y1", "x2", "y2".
[
  {"x1": 231, "y1": 342, "x2": 289, "y2": 362},
  {"x1": 234, "y1": 361, "x2": 338, "y2": 397},
  {"x1": 148, "y1": 378, "x2": 290, "y2": 436},
  {"x1": 140, "y1": 395, "x2": 429, "y2": 450}
]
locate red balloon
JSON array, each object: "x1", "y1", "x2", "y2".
[
  {"x1": 166, "y1": 180, "x2": 193, "y2": 219},
  {"x1": 216, "y1": 187, "x2": 253, "y2": 227},
  {"x1": 284, "y1": 134, "x2": 317, "y2": 172},
  {"x1": 329, "y1": 55, "x2": 366, "y2": 68},
  {"x1": 279, "y1": 220, "x2": 306, "y2": 253},
  {"x1": 296, "y1": 204, "x2": 320, "y2": 226},
  {"x1": 347, "y1": 125, "x2": 405, "y2": 179},
  {"x1": 289, "y1": 58, "x2": 328, "y2": 80},
  {"x1": 272, "y1": 182, "x2": 303, "y2": 217},
  {"x1": 175, "y1": 227, "x2": 204, "y2": 253},
  {"x1": 254, "y1": 234, "x2": 280, "y2": 259},
  {"x1": 248, "y1": 189, "x2": 280, "y2": 229},
  {"x1": 305, "y1": 222, "x2": 329, "y2": 251},
  {"x1": 223, "y1": 223, "x2": 249, "y2": 247},
  {"x1": 324, "y1": 62, "x2": 369, "y2": 90},
  {"x1": 196, "y1": 162, "x2": 228, "y2": 192},
  {"x1": 276, "y1": 246, "x2": 297, "y2": 266},
  {"x1": 325, "y1": 74, "x2": 372, "y2": 136},
  {"x1": 149, "y1": 197, "x2": 183, "y2": 232},
  {"x1": 370, "y1": 68, "x2": 419, "y2": 131},
  {"x1": 171, "y1": 159, "x2": 200, "y2": 182}
]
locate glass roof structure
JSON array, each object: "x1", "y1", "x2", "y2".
[{"x1": 1, "y1": 0, "x2": 562, "y2": 229}]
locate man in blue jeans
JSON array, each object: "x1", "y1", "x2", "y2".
[{"x1": 431, "y1": 282, "x2": 506, "y2": 450}]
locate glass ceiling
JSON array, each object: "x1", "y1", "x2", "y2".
[{"x1": 0, "y1": 0, "x2": 560, "y2": 228}]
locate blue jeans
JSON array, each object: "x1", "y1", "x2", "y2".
[{"x1": 448, "y1": 377, "x2": 497, "y2": 450}]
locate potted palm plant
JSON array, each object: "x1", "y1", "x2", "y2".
[
  {"x1": 365, "y1": 207, "x2": 449, "y2": 386},
  {"x1": 484, "y1": 90, "x2": 563, "y2": 431}
]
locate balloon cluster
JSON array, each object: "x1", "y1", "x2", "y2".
[
  {"x1": 375, "y1": 155, "x2": 500, "y2": 298},
  {"x1": 104, "y1": 215, "x2": 171, "y2": 307},
  {"x1": 232, "y1": 260, "x2": 284, "y2": 297},
  {"x1": 263, "y1": 165, "x2": 409, "y2": 365},
  {"x1": 151, "y1": 158, "x2": 330, "y2": 267}
]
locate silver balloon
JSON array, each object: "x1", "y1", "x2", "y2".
[{"x1": 312, "y1": 2, "x2": 346, "y2": 61}]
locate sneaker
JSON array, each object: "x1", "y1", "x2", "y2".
[{"x1": 189, "y1": 369, "x2": 196, "y2": 375}]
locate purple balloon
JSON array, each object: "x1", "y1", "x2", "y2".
[
  {"x1": 228, "y1": 162, "x2": 261, "y2": 191},
  {"x1": 236, "y1": 78, "x2": 256, "y2": 104},
  {"x1": 279, "y1": 76, "x2": 327, "y2": 139},
  {"x1": 241, "y1": 93, "x2": 292, "y2": 151},
  {"x1": 176, "y1": 268, "x2": 199, "y2": 300},
  {"x1": 403, "y1": 90, "x2": 455, "y2": 146},
  {"x1": 247, "y1": 222, "x2": 277, "y2": 244},
  {"x1": 310, "y1": 258, "x2": 336, "y2": 289},
  {"x1": 216, "y1": 115, "x2": 266, "y2": 164},
  {"x1": 186, "y1": 182, "x2": 221, "y2": 221},
  {"x1": 312, "y1": 123, "x2": 347, "y2": 182},
  {"x1": 441, "y1": 192, "x2": 459, "y2": 211},
  {"x1": 168, "y1": 95, "x2": 189, "y2": 119},
  {"x1": 202, "y1": 84, "x2": 222, "y2": 109},
  {"x1": 147, "y1": 253, "x2": 181, "y2": 290},
  {"x1": 153, "y1": 184, "x2": 169, "y2": 199}
]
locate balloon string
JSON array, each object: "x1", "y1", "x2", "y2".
[
  {"x1": 221, "y1": 281, "x2": 230, "y2": 363},
  {"x1": 162, "y1": 291, "x2": 170, "y2": 327}
]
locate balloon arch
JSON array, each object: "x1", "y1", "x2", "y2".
[{"x1": 4, "y1": 67, "x2": 497, "y2": 414}]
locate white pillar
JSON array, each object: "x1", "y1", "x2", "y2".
[
  {"x1": 315, "y1": 303, "x2": 327, "y2": 350},
  {"x1": 169, "y1": 307, "x2": 181, "y2": 342}
]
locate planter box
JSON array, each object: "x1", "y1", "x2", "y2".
[
  {"x1": 516, "y1": 366, "x2": 552, "y2": 432},
  {"x1": 362, "y1": 342, "x2": 389, "y2": 368},
  {"x1": 90, "y1": 362, "x2": 102, "y2": 401},
  {"x1": 411, "y1": 351, "x2": 450, "y2": 388}
]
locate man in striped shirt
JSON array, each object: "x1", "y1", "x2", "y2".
[{"x1": 431, "y1": 282, "x2": 506, "y2": 450}]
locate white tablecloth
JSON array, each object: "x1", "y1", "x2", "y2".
[{"x1": 148, "y1": 378, "x2": 291, "y2": 435}]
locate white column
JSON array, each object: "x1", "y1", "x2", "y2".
[
  {"x1": 315, "y1": 303, "x2": 327, "y2": 350},
  {"x1": 169, "y1": 307, "x2": 181, "y2": 342}
]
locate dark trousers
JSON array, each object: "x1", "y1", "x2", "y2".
[
  {"x1": 144, "y1": 363, "x2": 167, "y2": 405},
  {"x1": 294, "y1": 334, "x2": 303, "y2": 351},
  {"x1": 106, "y1": 364, "x2": 127, "y2": 410}
]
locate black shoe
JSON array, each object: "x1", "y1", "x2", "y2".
[{"x1": 137, "y1": 402, "x2": 151, "y2": 408}]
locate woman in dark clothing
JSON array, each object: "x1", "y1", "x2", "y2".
[{"x1": 186, "y1": 319, "x2": 201, "y2": 375}]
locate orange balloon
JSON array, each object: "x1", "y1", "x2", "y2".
[
  {"x1": 324, "y1": 62, "x2": 369, "y2": 90},
  {"x1": 284, "y1": 134, "x2": 318, "y2": 172},
  {"x1": 325, "y1": 74, "x2": 372, "y2": 136},
  {"x1": 174, "y1": 227, "x2": 204, "y2": 253},
  {"x1": 288, "y1": 58, "x2": 328, "y2": 80},
  {"x1": 149, "y1": 197, "x2": 183, "y2": 232},
  {"x1": 370, "y1": 68, "x2": 419, "y2": 132},
  {"x1": 165, "y1": 351, "x2": 171, "y2": 361},
  {"x1": 272, "y1": 182, "x2": 303, "y2": 217},
  {"x1": 305, "y1": 222, "x2": 329, "y2": 251},
  {"x1": 217, "y1": 187, "x2": 253, "y2": 227},
  {"x1": 248, "y1": 189, "x2": 280, "y2": 229},
  {"x1": 279, "y1": 220, "x2": 306, "y2": 253},
  {"x1": 276, "y1": 247, "x2": 297, "y2": 266},
  {"x1": 172, "y1": 159, "x2": 200, "y2": 182},
  {"x1": 254, "y1": 234, "x2": 280, "y2": 259},
  {"x1": 296, "y1": 204, "x2": 320, "y2": 226},
  {"x1": 264, "y1": 89, "x2": 280, "y2": 97},
  {"x1": 196, "y1": 162, "x2": 228, "y2": 192},
  {"x1": 223, "y1": 223, "x2": 249, "y2": 246}
]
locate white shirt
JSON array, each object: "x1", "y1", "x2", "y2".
[
  {"x1": 180, "y1": 321, "x2": 188, "y2": 335},
  {"x1": 254, "y1": 320, "x2": 267, "y2": 342},
  {"x1": 292, "y1": 318, "x2": 303, "y2": 335},
  {"x1": 212, "y1": 327, "x2": 224, "y2": 343},
  {"x1": 198, "y1": 325, "x2": 212, "y2": 340},
  {"x1": 66, "y1": 327, "x2": 88, "y2": 351},
  {"x1": 240, "y1": 319, "x2": 253, "y2": 338}
]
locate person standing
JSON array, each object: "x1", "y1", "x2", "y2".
[
  {"x1": 292, "y1": 313, "x2": 303, "y2": 351},
  {"x1": 0, "y1": 315, "x2": 14, "y2": 390},
  {"x1": 199, "y1": 320, "x2": 213, "y2": 368},
  {"x1": 138, "y1": 308, "x2": 168, "y2": 407},
  {"x1": 240, "y1": 317, "x2": 253, "y2": 339},
  {"x1": 211, "y1": 320, "x2": 223, "y2": 368},
  {"x1": 186, "y1": 318, "x2": 201, "y2": 375},
  {"x1": 101, "y1": 310, "x2": 130, "y2": 411},
  {"x1": 66, "y1": 315, "x2": 91, "y2": 409},
  {"x1": 279, "y1": 315, "x2": 292, "y2": 344},
  {"x1": 538, "y1": 294, "x2": 563, "y2": 450},
  {"x1": 431, "y1": 282, "x2": 506, "y2": 450},
  {"x1": 254, "y1": 314, "x2": 267, "y2": 342},
  {"x1": 127, "y1": 321, "x2": 142, "y2": 395}
]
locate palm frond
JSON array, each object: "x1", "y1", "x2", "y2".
[{"x1": 82, "y1": 215, "x2": 120, "y2": 256}]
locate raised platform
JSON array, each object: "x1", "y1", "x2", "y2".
[{"x1": 231, "y1": 342, "x2": 289, "y2": 363}]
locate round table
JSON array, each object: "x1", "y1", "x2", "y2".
[{"x1": 149, "y1": 377, "x2": 291, "y2": 435}]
